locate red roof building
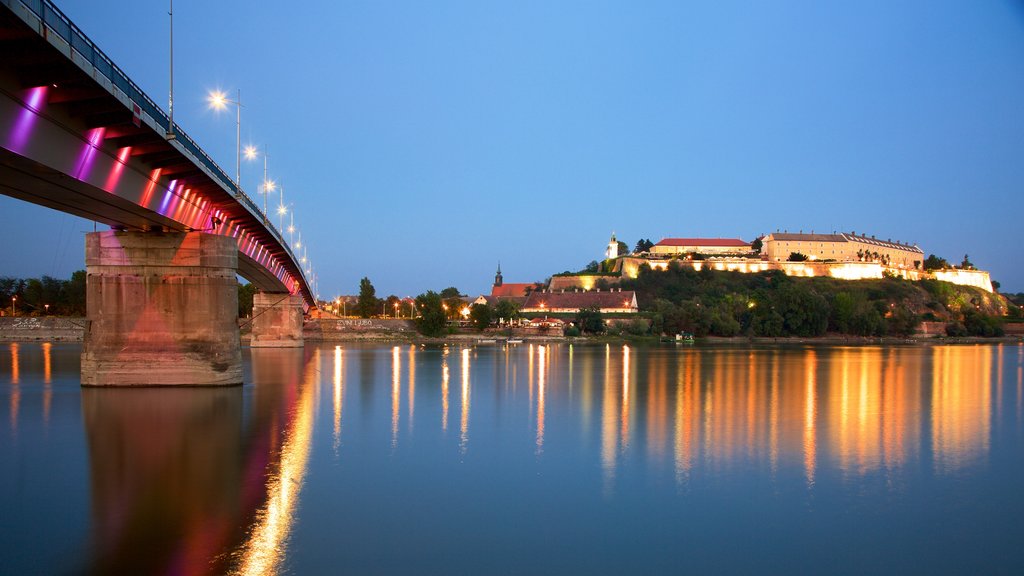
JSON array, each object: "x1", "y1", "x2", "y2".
[
  {"x1": 522, "y1": 289, "x2": 638, "y2": 314},
  {"x1": 651, "y1": 237, "x2": 751, "y2": 256}
]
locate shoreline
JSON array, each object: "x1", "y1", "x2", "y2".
[{"x1": 2, "y1": 316, "x2": 1019, "y2": 346}]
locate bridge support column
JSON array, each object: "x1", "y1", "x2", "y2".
[
  {"x1": 250, "y1": 292, "x2": 304, "y2": 348},
  {"x1": 81, "y1": 230, "x2": 242, "y2": 386}
]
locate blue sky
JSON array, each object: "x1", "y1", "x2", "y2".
[{"x1": 2, "y1": 0, "x2": 1022, "y2": 296}]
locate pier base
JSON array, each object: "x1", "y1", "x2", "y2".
[
  {"x1": 81, "y1": 230, "x2": 242, "y2": 386},
  {"x1": 250, "y1": 292, "x2": 304, "y2": 348}
]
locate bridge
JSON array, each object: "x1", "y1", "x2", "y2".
[{"x1": 0, "y1": 0, "x2": 317, "y2": 385}]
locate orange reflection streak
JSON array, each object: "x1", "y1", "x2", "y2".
[
  {"x1": 9, "y1": 343, "x2": 19, "y2": 434},
  {"x1": 769, "y1": 352, "x2": 779, "y2": 476},
  {"x1": 601, "y1": 343, "x2": 617, "y2": 494},
  {"x1": 10, "y1": 342, "x2": 19, "y2": 384},
  {"x1": 42, "y1": 341, "x2": 51, "y2": 384},
  {"x1": 995, "y1": 345, "x2": 1003, "y2": 420},
  {"x1": 646, "y1": 353, "x2": 668, "y2": 461},
  {"x1": 528, "y1": 344, "x2": 534, "y2": 406},
  {"x1": 333, "y1": 346, "x2": 343, "y2": 454},
  {"x1": 408, "y1": 345, "x2": 416, "y2": 431},
  {"x1": 804, "y1": 350, "x2": 817, "y2": 488},
  {"x1": 441, "y1": 348, "x2": 449, "y2": 432},
  {"x1": 880, "y1": 349, "x2": 920, "y2": 473},
  {"x1": 932, "y1": 346, "x2": 991, "y2": 474},
  {"x1": 674, "y1": 352, "x2": 698, "y2": 487},
  {"x1": 537, "y1": 345, "x2": 546, "y2": 453},
  {"x1": 42, "y1": 342, "x2": 52, "y2": 427},
  {"x1": 391, "y1": 346, "x2": 400, "y2": 448},
  {"x1": 621, "y1": 345, "x2": 631, "y2": 452},
  {"x1": 235, "y1": 348, "x2": 318, "y2": 576},
  {"x1": 460, "y1": 348, "x2": 470, "y2": 453}
]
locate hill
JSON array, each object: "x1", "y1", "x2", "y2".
[{"x1": 618, "y1": 263, "x2": 1009, "y2": 338}]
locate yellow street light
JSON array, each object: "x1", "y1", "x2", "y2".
[{"x1": 207, "y1": 89, "x2": 243, "y2": 196}]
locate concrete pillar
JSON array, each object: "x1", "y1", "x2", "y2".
[
  {"x1": 250, "y1": 292, "x2": 304, "y2": 348},
  {"x1": 81, "y1": 230, "x2": 241, "y2": 386}
]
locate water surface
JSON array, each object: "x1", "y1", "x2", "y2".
[{"x1": 1, "y1": 342, "x2": 1022, "y2": 574}]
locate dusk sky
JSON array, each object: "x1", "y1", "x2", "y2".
[{"x1": 1, "y1": 0, "x2": 1022, "y2": 296}]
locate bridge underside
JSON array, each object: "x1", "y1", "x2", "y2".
[{"x1": 0, "y1": 127, "x2": 287, "y2": 294}]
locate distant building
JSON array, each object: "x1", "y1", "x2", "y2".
[
  {"x1": 650, "y1": 237, "x2": 752, "y2": 256},
  {"x1": 762, "y1": 232, "x2": 923, "y2": 267},
  {"x1": 473, "y1": 264, "x2": 537, "y2": 307},
  {"x1": 522, "y1": 289, "x2": 638, "y2": 314},
  {"x1": 605, "y1": 232, "x2": 620, "y2": 260}
]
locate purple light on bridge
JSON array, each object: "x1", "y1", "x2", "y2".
[
  {"x1": 74, "y1": 127, "x2": 106, "y2": 182},
  {"x1": 6, "y1": 86, "x2": 48, "y2": 154},
  {"x1": 159, "y1": 180, "x2": 179, "y2": 215}
]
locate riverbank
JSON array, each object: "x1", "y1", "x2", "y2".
[{"x1": 2, "y1": 316, "x2": 1019, "y2": 346}]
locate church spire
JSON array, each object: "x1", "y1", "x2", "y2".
[{"x1": 494, "y1": 262, "x2": 503, "y2": 287}]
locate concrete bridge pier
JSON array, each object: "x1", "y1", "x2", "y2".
[
  {"x1": 81, "y1": 230, "x2": 242, "y2": 386},
  {"x1": 250, "y1": 292, "x2": 304, "y2": 348}
]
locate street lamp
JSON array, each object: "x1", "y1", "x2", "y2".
[
  {"x1": 275, "y1": 190, "x2": 288, "y2": 235},
  {"x1": 10, "y1": 295, "x2": 15, "y2": 317},
  {"x1": 394, "y1": 302, "x2": 400, "y2": 318},
  {"x1": 44, "y1": 304, "x2": 49, "y2": 315},
  {"x1": 207, "y1": 89, "x2": 243, "y2": 197},
  {"x1": 245, "y1": 145, "x2": 275, "y2": 221}
]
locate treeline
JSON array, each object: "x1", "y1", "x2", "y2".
[
  {"x1": 0, "y1": 272, "x2": 87, "y2": 316},
  {"x1": 619, "y1": 263, "x2": 1007, "y2": 338}
]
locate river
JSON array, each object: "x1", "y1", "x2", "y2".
[{"x1": 1, "y1": 342, "x2": 1022, "y2": 574}]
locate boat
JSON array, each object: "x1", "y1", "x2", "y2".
[
  {"x1": 676, "y1": 332, "x2": 695, "y2": 344},
  {"x1": 506, "y1": 338, "x2": 523, "y2": 344},
  {"x1": 477, "y1": 339, "x2": 497, "y2": 345}
]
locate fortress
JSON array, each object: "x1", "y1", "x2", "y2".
[{"x1": 550, "y1": 232, "x2": 994, "y2": 293}]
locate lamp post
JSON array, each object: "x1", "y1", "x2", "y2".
[
  {"x1": 208, "y1": 89, "x2": 243, "y2": 197},
  {"x1": 11, "y1": 295, "x2": 16, "y2": 317},
  {"x1": 394, "y1": 302, "x2": 400, "y2": 318},
  {"x1": 276, "y1": 192, "x2": 288, "y2": 236},
  {"x1": 245, "y1": 145, "x2": 274, "y2": 221},
  {"x1": 287, "y1": 209, "x2": 296, "y2": 249}
]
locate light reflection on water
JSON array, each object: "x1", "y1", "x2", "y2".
[{"x1": 1, "y1": 342, "x2": 1022, "y2": 574}]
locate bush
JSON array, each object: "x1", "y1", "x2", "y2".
[
  {"x1": 563, "y1": 325, "x2": 581, "y2": 337},
  {"x1": 624, "y1": 318, "x2": 649, "y2": 336},
  {"x1": 946, "y1": 321, "x2": 967, "y2": 337}
]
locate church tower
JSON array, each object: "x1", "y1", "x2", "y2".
[
  {"x1": 605, "y1": 232, "x2": 619, "y2": 260},
  {"x1": 494, "y1": 262, "x2": 503, "y2": 287}
]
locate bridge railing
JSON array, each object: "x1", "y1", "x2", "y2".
[{"x1": 12, "y1": 0, "x2": 307, "y2": 288}]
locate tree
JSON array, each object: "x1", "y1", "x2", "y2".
[
  {"x1": 238, "y1": 282, "x2": 258, "y2": 318},
  {"x1": 385, "y1": 295, "x2": 401, "y2": 317},
  {"x1": 923, "y1": 254, "x2": 949, "y2": 270},
  {"x1": 887, "y1": 304, "x2": 920, "y2": 337},
  {"x1": 576, "y1": 306, "x2": 605, "y2": 333},
  {"x1": 65, "y1": 270, "x2": 86, "y2": 316},
  {"x1": 583, "y1": 260, "x2": 600, "y2": 273},
  {"x1": 634, "y1": 239, "x2": 655, "y2": 254},
  {"x1": 750, "y1": 237, "x2": 763, "y2": 253},
  {"x1": 443, "y1": 297, "x2": 465, "y2": 320},
  {"x1": 470, "y1": 303, "x2": 493, "y2": 331},
  {"x1": 414, "y1": 291, "x2": 446, "y2": 336},
  {"x1": 439, "y1": 287, "x2": 461, "y2": 298},
  {"x1": 960, "y1": 254, "x2": 973, "y2": 269},
  {"x1": 787, "y1": 252, "x2": 809, "y2": 262},
  {"x1": 494, "y1": 299, "x2": 520, "y2": 323},
  {"x1": 616, "y1": 241, "x2": 629, "y2": 257},
  {"x1": 357, "y1": 277, "x2": 378, "y2": 318}
]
